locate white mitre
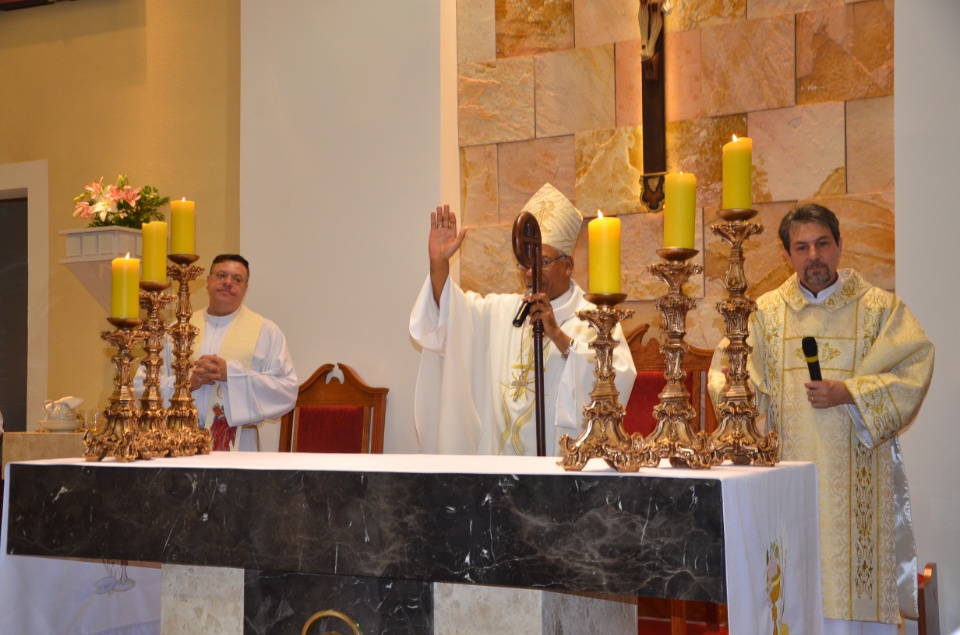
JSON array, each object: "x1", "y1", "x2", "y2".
[{"x1": 521, "y1": 183, "x2": 583, "y2": 256}]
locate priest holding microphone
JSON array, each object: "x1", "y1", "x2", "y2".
[
  {"x1": 709, "y1": 203, "x2": 934, "y2": 633},
  {"x1": 409, "y1": 184, "x2": 636, "y2": 456}
]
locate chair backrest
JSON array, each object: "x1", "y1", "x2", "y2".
[
  {"x1": 622, "y1": 324, "x2": 718, "y2": 438},
  {"x1": 279, "y1": 363, "x2": 388, "y2": 453}
]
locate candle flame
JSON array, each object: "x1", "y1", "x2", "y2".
[
  {"x1": 597, "y1": 210, "x2": 604, "y2": 219},
  {"x1": 732, "y1": 134, "x2": 738, "y2": 142},
  {"x1": 181, "y1": 196, "x2": 186, "y2": 202},
  {"x1": 124, "y1": 253, "x2": 131, "y2": 259}
]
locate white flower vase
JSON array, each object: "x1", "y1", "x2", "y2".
[{"x1": 60, "y1": 227, "x2": 143, "y2": 314}]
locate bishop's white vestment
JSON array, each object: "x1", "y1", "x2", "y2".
[
  {"x1": 709, "y1": 270, "x2": 934, "y2": 625},
  {"x1": 410, "y1": 276, "x2": 636, "y2": 456}
]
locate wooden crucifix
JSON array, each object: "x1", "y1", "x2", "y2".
[{"x1": 639, "y1": 1, "x2": 669, "y2": 212}]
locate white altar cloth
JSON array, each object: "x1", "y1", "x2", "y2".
[{"x1": 1, "y1": 453, "x2": 823, "y2": 634}]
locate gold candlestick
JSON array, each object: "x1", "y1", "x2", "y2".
[
  {"x1": 559, "y1": 294, "x2": 643, "y2": 472},
  {"x1": 84, "y1": 317, "x2": 147, "y2": 462},
  {"x1": 710, "y1": 208, "x2": 778, "y2": 466},
  {"x1": 642, "y1": 247, "x2": 713, "y2": 469},
  {"x1": 166, "y1": 254, "x2": 211, "y2": 456},
  {"x1": 138, "y1": 280, "x2": 175, "y2": 458}
]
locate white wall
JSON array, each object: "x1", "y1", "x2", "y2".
[
  {"x1": 240, "y1": 1, "x2": 451, "y2": 454},
  {"x1": 896, "y1": 2, "x2": 960, "y2": 631}
]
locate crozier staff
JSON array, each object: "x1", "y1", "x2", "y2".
[{"x1": 409, "y1": 183, "x2": 636, "y2": 456}]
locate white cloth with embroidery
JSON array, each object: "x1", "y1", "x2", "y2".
[
  {"x1": 410, "y1": 276, "x2": 636, "y2": 455},
  {"x1": 708, "y1": 269, "x2": 934, "y2": 624}
]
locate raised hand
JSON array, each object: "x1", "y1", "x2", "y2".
[
  {"x1": 429, "y1": 204, "x2": 468, "y2": 304},
  {"x1": 429, "y1": 204, "x2": 466, "y2": 264}
]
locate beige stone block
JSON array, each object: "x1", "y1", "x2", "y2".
[
  {"x1": 497, "y1": 136, "x2": 576, "y2": 220},
  {"x1": 574, "y1": 0, "x2": 640, "y2": 49},
  {"x1": 161, "y1": 565, "x2": 243, "y2": 635},
  {"x1": 666, "y1": 0, "x2": 745, "y2": 33},
  {"x1": 460, "y1": 223, "x2": 527, "y2": 295},
  {"x1": 615, "y1": 39, "x2": 644, "y2": 129},
  {"x1": 705, "y1": 202, "x2": 797, "y2": 300},
  {"x1": 460, "y1": 144, "x2": 500, "y2": 227},
  {"x1": 748, "y1": 102, "x2": 846, "y2": 203},
  {"x1": 575, "y1": 126, "x2": 644, "y2": 218},
  {"x1": 846, "y1": 95, "x2": 894, "y2": 195},
  {"x1": 535, "y1": 45, "x2": 616, "y2": 138},
  {"x1": 748, "y1": 0, "x2": 844, "y2": 19},
  {"x1": 800, "y1": 193, "x2": 895, "y2": 290},
  {"x1": 664, "y1": 29, "x2": 701, "y2": 123},
  {"x1": 666, "y1": 115, "x2": 747, "y2": 210},
  {"x1": 496, "y1": 0, "x2": 575, "y2": 58},
  {"x1": 458, "y1": 0, "x2": 496, "y2": 64},
  {"x1": 458, "y1": 57, "x2": 535, "y2": 147},
  {"x1": 701, "y1": 15, "x2": 795, "y2": 117},
  {"x1": 797, "y1": 1, "x2": 894, "y2": 104}
]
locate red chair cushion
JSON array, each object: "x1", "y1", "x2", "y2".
[
  {"x1": 623, "y1": 370, "x2": 695, "y2": 437},
  {"x1": 294, "y1": 405, "x2": 365, "y2": 453}
]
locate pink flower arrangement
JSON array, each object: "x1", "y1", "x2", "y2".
[{"x1": 72, "y1": 174, "x2": 169, "y2": 228}]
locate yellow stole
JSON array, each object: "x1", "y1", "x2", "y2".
[{"x1": 191, "y1": 305, "x2": 264, "y2": 450}]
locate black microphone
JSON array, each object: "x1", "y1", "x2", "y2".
[
  {"x1": 801, "y1": 336, "x2": 822, "y2": 381},
  {"x1": 512, "y1": 301, "x2": 531, "y2": 327}
]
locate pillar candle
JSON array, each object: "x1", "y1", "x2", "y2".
[
  {"x1": 111, "y1": 254, "x2": 140, "y2": 318},
  {"x1": 588, "y1": 211, "x2": 621, "y2": 294},
  {"x1": 141, "y1": 221, "x2": 168, "y2": 282},
  {"x1": 170, "y1": 198, "x2": 195, "y2": 254},
  {"x1": 663, "y1": 172, "x2": 697, "y2": 249},
  {"x1": 722, "y1": 135, "x2": 752, "y2": 210}
]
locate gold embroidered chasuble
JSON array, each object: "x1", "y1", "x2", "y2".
[{"x1": 710, "y1": 270, "x2": 934, "y2": 624}]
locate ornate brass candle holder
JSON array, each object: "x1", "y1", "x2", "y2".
[
  {"x1": 709, "y1": 209, "x2": 778, "y2": 466},
  {"x1": 559, "y1": 294, "x2": 643, "y2": 472},
  {"x1": 642, "y1": 247, "x2": 713, "y2": 469},
  {"x1": 166, "y1": 254, "x2": 211, "y2": 456},
  {"x1": 84, "y1": 317, "x2": 147, "y2": 462},
  {"x1": 138, "y1": 280, "x2": 176, "y2": 458}
]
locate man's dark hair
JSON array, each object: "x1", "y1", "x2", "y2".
[
  {"x1": 211, "y1": 254, "x2": 250, "y2": 277},
  {"x1": 778, "y1": 204, "x2": 841, "y2": 253}
]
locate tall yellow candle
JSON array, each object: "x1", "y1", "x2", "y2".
[
  {"x1": 663, "y1": 172, "x2": 697, "y2": 249},
  {"x1": 170, "y1": 198, "x2": 195, "y2": 254},
  {"x1": 141, "y1": 221, "x2": 168, "y2": 282},
  {"x1": 722, "y1": 135, "x2": 752, "y2": 210},
  {"x1": 588, "y1": 211, "x2": 621, "y2": 294},
  {"x1": 111, "y1": 253, "x2": 140, "y2": 318}
]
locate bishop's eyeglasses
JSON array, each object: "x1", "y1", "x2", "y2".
[{"x1": 516, "y1": 254, "x2": 569, "y2": 271}]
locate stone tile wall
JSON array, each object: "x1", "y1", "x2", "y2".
[{"x1": 456, "y1": 0, "x2": 894, "y2": 347}]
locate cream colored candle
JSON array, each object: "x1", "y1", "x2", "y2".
[
  {"x1": 663, "y1": 172, "x2": 697, "y2": 249},
  {"x1": 141, "y1": 221, "x2": 168, "y2": 282},
  {"x1": 170, "y1": 198, "x2": 195, "y2": 254},
  {"x1": 588, "y1": 211, "x2": 621, "y2": 294},
  {"x1": 722, "y1": 135, "x2": 752, "y2": 210},
  {"x1": 111, "y1": 254, "x2": 140, "y2": 318}
]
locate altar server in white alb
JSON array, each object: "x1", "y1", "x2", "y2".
[
  {"x1": 148, "y1": 254, "x2": 298, "y2": 451},
  {"x1": 410, "y1": 183, "x2": 637, "y2": 456},
  {"x1": 708, "y1": 204, "x2": 934, "y2": 634}
]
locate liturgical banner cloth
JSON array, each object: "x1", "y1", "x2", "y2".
[{"x1": 1, "y1": 453, "x2": 822, "y2": 634}]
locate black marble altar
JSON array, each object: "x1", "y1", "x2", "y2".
[{"x1": 5, "y1": 462, "x2": 725, "y2": 603}]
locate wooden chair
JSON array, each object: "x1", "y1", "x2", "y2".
[
  {"x1": 624, "y1": 325, "x2": 725, "y2": 635},
  {"x1": 918, "y1": 562, "x2": 940, "y2": 635},
  {"x1": 623, "y1": 324, "x2": 718, "y2": 438},
  {"x1": 278, "y1": 363, "x2": 388, "y2": 454}
]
